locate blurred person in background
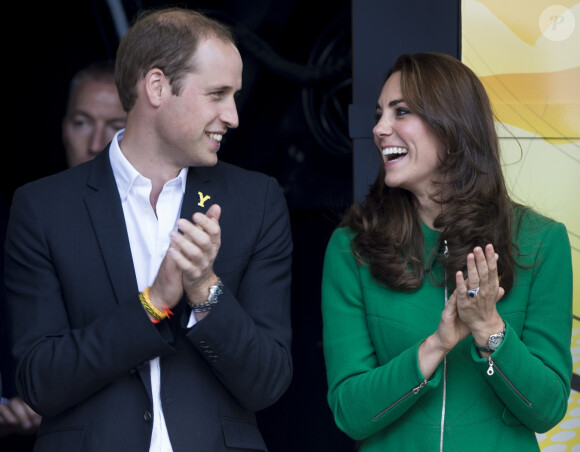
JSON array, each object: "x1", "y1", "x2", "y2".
[{"x1": 62, "y1": 60, "x2": 126, "y2": 167}]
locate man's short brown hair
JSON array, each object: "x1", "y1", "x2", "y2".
[{"x1": 115, "y1": 7, "x2": 236, "y2": 112}]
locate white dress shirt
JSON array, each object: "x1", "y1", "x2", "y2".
[{"x1": 109, "y1": 129, "x2": 193, "y2": 452}]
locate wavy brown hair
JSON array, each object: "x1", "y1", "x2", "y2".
[{"x1": 343, "y1": 52, "x2": 521, "y2": 293}]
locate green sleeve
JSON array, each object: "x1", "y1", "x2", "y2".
[
  {"x1": 470, "y1": 217, "x2": 573, "y2": 433},
  {"x1": 321, "y1": 228, "x2": 441, "y2": 440}
]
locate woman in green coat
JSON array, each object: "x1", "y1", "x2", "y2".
[{"x1": 321, "y1": 52, "x2": 573, "y2": 451}]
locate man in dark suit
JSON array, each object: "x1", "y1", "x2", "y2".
[
  {"x1": 4, "y1": 7, "x2": 292, "y2": 452},
  {"x1": 1, "y1": 60, "x2": 125, "y2": 452}
]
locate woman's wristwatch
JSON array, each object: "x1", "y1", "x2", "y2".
[{"x1": 474, "y1": 324, "x2": 506, "y2": 353}]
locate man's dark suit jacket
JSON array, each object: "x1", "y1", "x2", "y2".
[{"x1": 4, "y1": 148, "x2": 293, "y2": 452}]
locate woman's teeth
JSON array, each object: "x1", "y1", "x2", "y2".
[{"x1": 382, "y1": 147, "x2": 408, "y2": 160}]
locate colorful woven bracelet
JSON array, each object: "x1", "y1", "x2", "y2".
[{"x1": 139, "y1": 287, "x2": 173, "y2": 323}]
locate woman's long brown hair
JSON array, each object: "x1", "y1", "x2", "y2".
[{"x1": 343, "y1": 52, "x2": 520, "y2": 293}]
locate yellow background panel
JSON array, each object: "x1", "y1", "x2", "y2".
[{"x1": 462, "y1": 0, "x2": 580, "y2": 449}]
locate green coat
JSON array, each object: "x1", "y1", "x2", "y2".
[{"x1": 321, "y1": 209, "x2": 572, "y2": 451}]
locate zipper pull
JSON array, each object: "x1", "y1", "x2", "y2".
[
  {"x1": 487, "y1": 357, "x2": 495, "y2": 376},
  {"x1": 412, "y1": 379, "x2": 428, "y2": 394}
]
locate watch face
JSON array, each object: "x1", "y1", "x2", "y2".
[{"x1": 488, "y1": 332, "x2": 504, "y2": 350}]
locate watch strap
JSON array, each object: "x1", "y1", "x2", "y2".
[
  {"x1": 189, "y1": 278, "x2": 223, "y2": 312},
  {"x1": 474, "y1": 326, "x2": 506, "y2": 353}
]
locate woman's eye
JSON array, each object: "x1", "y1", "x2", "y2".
[
  {"x1": 396, "y1": 107, "x2": 410, "y2": 117},
  {"x1": 374, "y1": 112, "x2": 382, "y2": 123}
]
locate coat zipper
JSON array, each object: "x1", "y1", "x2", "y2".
[
  {"x1": 440, "y1": 240, "x2": 449, "y2": 452},
  {"x1": 372, "y1": 379, "x2": 428, "y2": 420},
  {"x1": 373, "y1": 240, "x2": 451, "y2": 448},
  {"x1": 487, "y1": 357, "x2": 533, "y2": 406}
]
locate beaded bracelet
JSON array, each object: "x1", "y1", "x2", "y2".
[{"x1": 139, "y1": 287, "x2": 173, "y2": 323}]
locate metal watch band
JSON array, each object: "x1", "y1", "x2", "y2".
[
  {"x1": 474, "y1": 326, "x2": 506, "y2": 353},
  {"x1": 189, "y1": 278, "x2": 223, "y2": 313}
]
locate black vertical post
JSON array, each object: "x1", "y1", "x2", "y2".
[{"x1": 350, "y1": 0, "x2": 461, "y2": 201}]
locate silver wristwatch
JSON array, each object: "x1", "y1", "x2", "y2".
[
  {"x1": 474, "y1": 325, "x2": 506, "y2": 353},
  {"x1": 189, "y1": 278, "x2": 223, "y2": 313}
]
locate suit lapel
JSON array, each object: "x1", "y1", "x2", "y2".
[
  {"x1": 83, "y1": 149, "x2": 152, "y2": 396},
  {"x1": 83, "y1": 149, "x2": 139, "y2": 305},
  {"x1": 181, "y1": 165, "x2": 215, "y2": 220}
]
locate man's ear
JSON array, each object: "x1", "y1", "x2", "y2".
[{"x1": 144, "y1": 68, "x2": 168, "y2": 107}]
